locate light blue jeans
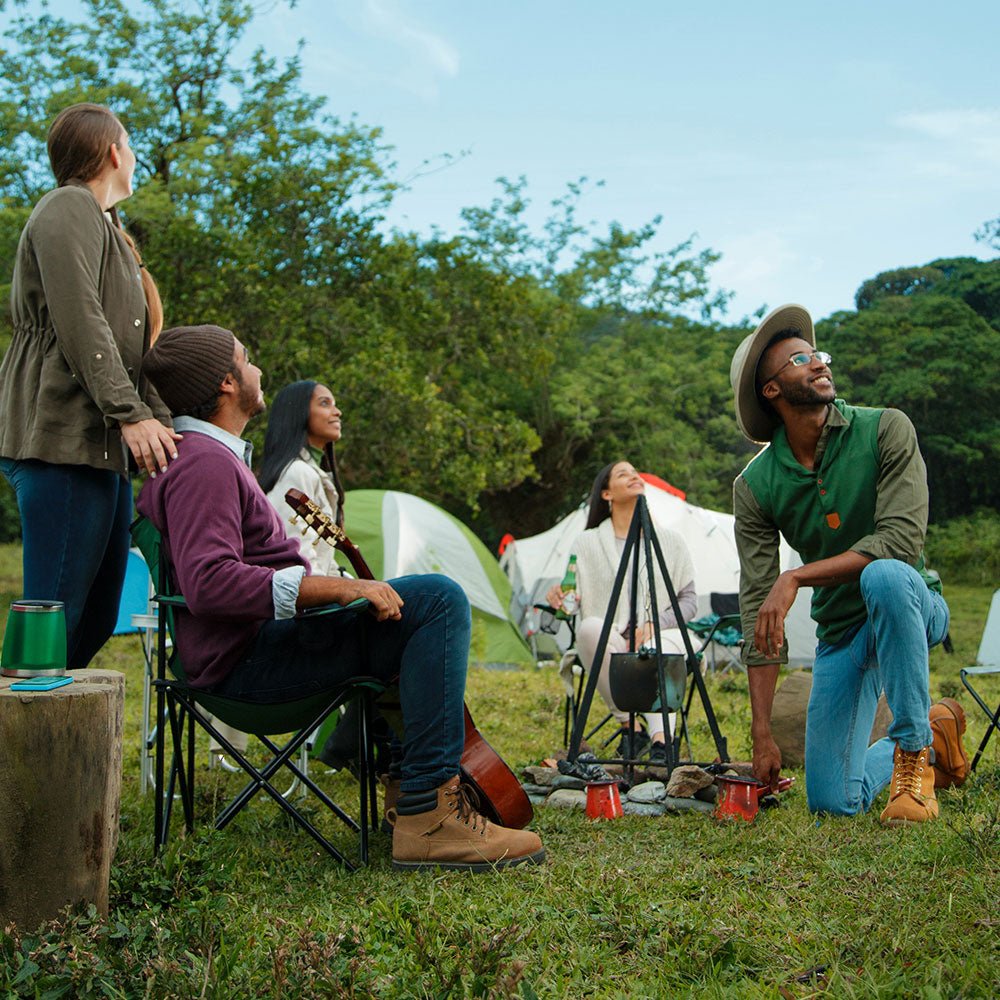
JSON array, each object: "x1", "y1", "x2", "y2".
[{"x1": 805, "y1": 559, "x2": 949, "y2": 815}]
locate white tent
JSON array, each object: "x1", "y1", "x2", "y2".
[{"x1": 500, "y1": 480, "x2": 817, "y2": 666}]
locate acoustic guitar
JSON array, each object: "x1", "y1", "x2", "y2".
[{"x1": 284, "y1": 488, "x2": 534, "y2": 829}]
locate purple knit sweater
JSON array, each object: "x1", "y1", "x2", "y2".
[{"x1": 136, "y1": 430, "x2": 307, "y2": 688}]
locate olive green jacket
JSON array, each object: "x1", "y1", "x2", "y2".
[{"x1": 0, "y1": 180, "x2": 170, "y2": 474}]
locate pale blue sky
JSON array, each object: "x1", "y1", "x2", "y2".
[{"x1": 35, "y1": 0, "x2": 1000, "y2": 322}]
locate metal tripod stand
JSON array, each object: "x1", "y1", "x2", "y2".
[{"x1": 567, "y1": 494, "x2": 729, "y2": 774}]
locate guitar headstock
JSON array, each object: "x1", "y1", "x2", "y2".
[{"x1": 284, "y1": 488, "x2": 345, "y2": 545}]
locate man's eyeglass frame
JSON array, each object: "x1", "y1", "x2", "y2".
[{"x1": 763, "y1": 350, "x2": 832, "y2": 382}]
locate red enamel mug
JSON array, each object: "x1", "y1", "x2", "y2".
[
  {"x1": 715, "y1": 775, "x2": 794, "y2": 822},
  {"x1": 585, "y1": 780, "x2": 623, "y2": 820}
]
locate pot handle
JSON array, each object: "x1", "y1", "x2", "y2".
[{"x1": 756, "y1": 776, "x2": 795, "y2": 798}]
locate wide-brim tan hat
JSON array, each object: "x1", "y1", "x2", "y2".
[{"x1": 730, "y1": 303, "x2": 814, "y2": 443}]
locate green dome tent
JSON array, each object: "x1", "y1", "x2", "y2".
[{"x1": 338, "y1": 489, "x2": 532, "y2": 668}]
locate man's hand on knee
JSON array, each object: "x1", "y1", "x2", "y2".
[{"x1": 297, "y1": 575, "x2": 404, "y2": 620}]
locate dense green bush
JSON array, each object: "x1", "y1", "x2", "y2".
[{"x1": 927, "y1": 510, "x2": 1000, "y2": 586}]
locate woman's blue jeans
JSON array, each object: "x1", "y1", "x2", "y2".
[
  {"x1": 212, "y1": 574, "x2": 471, "y2": 794},
  {"x1": 0, "y1": 457, "x2": 132, "y2": 669},
  {"x1": 805, "y1": 559, "x2": 949, "y2": 815}
]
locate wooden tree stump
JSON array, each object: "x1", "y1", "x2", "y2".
[{"x1": 0, "y1": 670, "x2": 124, "y2": 931}]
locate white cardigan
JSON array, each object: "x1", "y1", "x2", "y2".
[
  {"x1": 264, "y1": 451, "x2": 341, "y2": 577},
  {"x1": 574, "y1": 517, "x2": 696, "y2": 632}
]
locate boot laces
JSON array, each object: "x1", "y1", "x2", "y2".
[
  {"x1": 445, "y1": 781, "x2": 489, "y2": 834},
  {"x1": 893, "y1": 748, "x2": 926, "y2": 797}
]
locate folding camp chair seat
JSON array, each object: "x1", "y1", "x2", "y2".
[
  {"x1": 687, "y1": 593, "x2": 745, "y2": 674},
  {"x1": 960, "y1": 587, "x2": 1000, "y2": 772},
  {"x1": 131, "y1": 516, "x2": 385, "y2": 870}
]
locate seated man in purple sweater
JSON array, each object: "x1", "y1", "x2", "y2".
[{"x1": 137, "y1": 324, "x2": 544, "y2": 873}]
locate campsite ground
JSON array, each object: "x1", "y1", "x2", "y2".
[{"x1": 0, "y1": 544, "x2": 997, "y2": 998}]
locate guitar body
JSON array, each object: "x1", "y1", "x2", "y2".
[
  {"x1": 285, "y1": 488, "x2": 534, "y2": 830},
  {"x1": 461, "y1": 706, "x2": 534, "y2": 829}
]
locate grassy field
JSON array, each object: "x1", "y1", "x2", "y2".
[{"x1": 1, "y1": 543, "x2": 998, "y2": 998}]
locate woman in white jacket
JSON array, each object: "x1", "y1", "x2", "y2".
[
  {"x1": 259, "y1": 380, "x2": 345, "y2": 576},
  {"x1": 548, "y1": 461, "x2": 698, "y2": 765}
]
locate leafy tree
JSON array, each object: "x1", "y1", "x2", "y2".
[
  {"x1": 855, "y1": 257, "x2": 1000, "y2": 330},
  {"x1": 0, "y1": 0, "x2": 734, "y2": 545},
  {"x1": 975, "y1": 216, "x2": 1000, "y2": 251},
  {"x1": 0, "y1": 0, "x2": 550, "y2": 517},
  {"x1": 820, "y1": 293, "x2": 1000, "y2": 521},
  {"x1": 452, "y1": 177, "x2": 735, "y2": 535}
]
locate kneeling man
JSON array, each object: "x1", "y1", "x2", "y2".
[
  {"x1": 729, "y1": 304, "x2": 969, "y2": 824},
  {"x1": 138, "y1": 324, "x2": 544, "y2": 870}
]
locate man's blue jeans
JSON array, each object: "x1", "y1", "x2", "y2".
[
  {"x1": 805, "y1": 559, "x2": 949, "y2": 815},
  {"x1": 0, "y1": 457, "x2": 132, "y2": 669},
  {"x1": 211, "y1": 574, "x2": 471, "y2": 794}
]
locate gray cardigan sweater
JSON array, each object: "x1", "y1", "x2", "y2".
[{"x1": 0, "y1": 180, "x2": 169, "y2": 474}]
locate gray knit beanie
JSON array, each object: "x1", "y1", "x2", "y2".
[{"x1": 142, "y1": 324, "x2": 237, "y2": 416}]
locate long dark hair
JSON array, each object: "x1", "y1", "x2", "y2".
[
  {"x1": 584, "y1": 460, "x2": 628, "y2": 530},
  {"x1": 258, "y1": 380, "x2": 345, "y2": 526},
  {"x1": 47, "y1": 102, "x2": 163, "y2": 340}
]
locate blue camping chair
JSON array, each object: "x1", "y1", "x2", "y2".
[{"x1": 113, "y1": 549, "x2": 151, "y2": 635}]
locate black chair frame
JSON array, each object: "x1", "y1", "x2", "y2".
[{"x1": 136, "y1": 518, "x2": 383, "y2": 870}]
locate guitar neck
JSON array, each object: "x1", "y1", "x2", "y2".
[
  {"x1": 284, "y1": 487, "x2": 374, "y2": 579},
  {"x1": 340, "y1": 543, "x2": 374, "y2": 581}
]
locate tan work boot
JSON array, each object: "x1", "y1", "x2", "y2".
[
  {"x1": 380, "y1": 774, "x2": 401, "y2": 833},
  {"x1": 391, "y1": 776, "x2": 545, "y2": 872},
  {"x1": 880, "y1": 744, "x2": 938, "y2": 826},
  {"x1": 929, "y1": 698, "x2": 970, "y2": 789}
]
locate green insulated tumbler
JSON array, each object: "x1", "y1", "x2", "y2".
[{"x1": 1, "y1": 600, "x2": 68, "y2": 677}]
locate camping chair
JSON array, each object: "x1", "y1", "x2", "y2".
[
  {"x1": 533, "y1": 603, "x2": 614, "y2": 747},
  {"x1": 131, "y1": 516, "x2": 385, "y2": 870},
  {"x1": 686, "y1": 593, "x2": 745, "y2": 674},
  {"x1": 126, "y1": 552, "x2": 315, "y2": 799},
  {"x1": 960, "y1": 588, "x2": 1000, "y2": 772}
]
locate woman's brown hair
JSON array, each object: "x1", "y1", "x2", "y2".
[{"x1": 47, "y1": 103, "x2": 163, "y2": 340}]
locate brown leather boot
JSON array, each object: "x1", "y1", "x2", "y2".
[
  {"x1": 380, "y1": 774, "x2": 401, "y2": 833},
  {"x1": 391, "y1": 777, "x2": 545, "y2": 872},
  {"x1": 929, "y1": 698, "x2": 970, "y2": 789},
  {"x1": 880, "y1": 744, "x2": 938, "y2": 825}
]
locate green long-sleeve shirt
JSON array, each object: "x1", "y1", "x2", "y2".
[{"x1": 734, "y1": 401, "x2": 935, "y2": 666}]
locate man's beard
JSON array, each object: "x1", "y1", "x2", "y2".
[
  {"x1": 232, "y1": 369, "x2": 265, "y2": 417},
  {"x1": 778, "y1": 375, "x2": 836, "y2": 407}
]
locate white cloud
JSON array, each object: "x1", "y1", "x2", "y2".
[
  {"x1": 712, "y1": 228, "x2": 830, "y2": 319},
  {"x1": 360, "y1": 0, "x2": 459, "y2": 78},
  {"x1": 893, "y1": 108, "x2": 1000, "y2": 166},
  {"x1": 328, "y1": 0, "x2": 460, "y2": 101}
]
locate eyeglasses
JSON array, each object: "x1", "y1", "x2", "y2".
[{"x1": 763, "y1": 350, "x2": 832, "y2": 381}]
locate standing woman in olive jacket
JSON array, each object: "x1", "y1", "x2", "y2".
[{"x1": 0, "y1": 103, "x2": 180, "y2": 668}]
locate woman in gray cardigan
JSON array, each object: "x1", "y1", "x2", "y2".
[
  {"x1": 548, "y1": 461, "x2": 698, "y2": 765},
  {"x1": 0, "y1": 103, "x2": 179, "y2": 667}
]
